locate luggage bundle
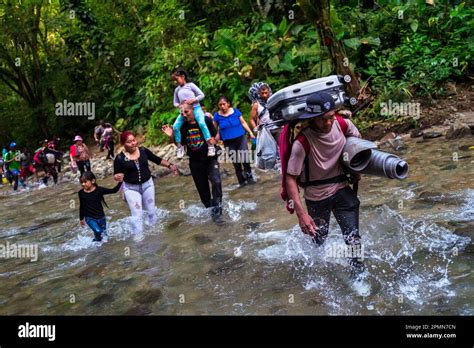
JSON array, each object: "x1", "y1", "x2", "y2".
[
  {"x1": 254, "y1": 75, "x2": 356, "y2": 171},
  {"x1": 267, "y1": 75, "x2": 356, "y2": 121}
]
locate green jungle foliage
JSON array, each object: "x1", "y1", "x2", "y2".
[{"x1": 0, "y1": 0, "x2": 472, "y2": 147}]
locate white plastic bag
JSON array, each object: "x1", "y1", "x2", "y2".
[
  {"x1": 255, "y1": 126, "x2": 277, "y2": 170},
  {"x1": 46, "y1": 153, "x2": 56, "y2": 164},
  {"x1": 69, "y1": 161, "x2": 78, "y2": 174}
]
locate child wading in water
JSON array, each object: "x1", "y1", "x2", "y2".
[
  {"x1": 171, "y1": 67, "x2": 216, "y2": 159},
  {"x1": 78, "y1": 171, "x2": 122, "y2": 242}
]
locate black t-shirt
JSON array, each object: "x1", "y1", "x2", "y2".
[
  {"x1": 78, "y1": 183, "x2": 122, "y2": 220},
  {"x1": 180, "y1": 116, "x2": 218, "y2": 162},
  {"x1": 113, "y1": 147, "x2": 162, "y2": 184}
]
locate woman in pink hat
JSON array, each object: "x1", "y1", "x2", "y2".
[{"x1": 70, "y1": 135, "x2": 91, "y2": 176}]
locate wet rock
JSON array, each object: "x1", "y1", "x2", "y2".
[
  {"x1": 453, "y1": 223, "x2": 474, "y2": 241},
  {"x1": 446, "y1": 120, "x2": 472, "y2": 139},
  {"x1": 465, "y1": 244, "x2": 474, "y2": 253},
  {"x1": 21, "y1": 217, "x2": 70, "y2": 233},
  {"x1": 151, "y1": 143, "x2": 175, "y2": 158},
  {"x1": 167, "y1": 220, "x2": 184, "y2": 230},
  {"x1": 132, "y1": 289, "x2": 163, "y2": 305},
  {"x1": 377, "y1": 132, "x2": 407, "y2": 150},
  {"x1": 151, "y1": 166, "x2": 172, "y2": 178},
  {"x1": 176, "y1": 163, "x2": 191, "y2": 176},
  {"x1": 208, "y1": 257, "x2": 246, "y2": 276},
  {"x1": 443, "y1": 119, "x2": 452, "y2": 126},
  {"x1": 12, "y1": 293, "x2": 33, "y2": 302},
  {"x1": 410, "y1": 129, "x2": 423, "y2": 138},
  {"x1": 209, "y1": 252, "x2": 233, "y2": 263},
  {"x1": 417, "y1": 192, "x2": 462, "y2": 205},
  {"x1": 89, "y1": 293, "x2": 114, "y2": 306},
  {"x1": 245, "y1": 222, "x2": 261, "y2": 232},
  {"x1": 134, "y1": 263, "x2": 150, "y2": 272},
  {"x1": 123, "y1": 306, "x2": 153, "y2": 315},
  {"x1": 77, "y1": 265, "x2": 101, "y2": 279},
  {"x1": 377, "y1": 132, "x2": 396, "y2": 148},
  {"x1": 457, "y1": 111, "x2": 474, "y2": 130},
  {"x1": 458, "y1": 144, "x2": 474, "y2": 151},
  {"x1": 193, "y1": 234, "x2": 213, "y2": 245},
  {"x1": 114, "y1": 276, "x2": 136, "y2": 285},
  {"x1": 269, "y1": 305, "x2": 288, "y2": 315},
  {"x1": 423, "y1": 131, "x2": 443, "y2": 139},
  {"x1": 388, "y1": 136, "x2": 406, "y2": 151},
  {"x1": 440, "y1": 164, "x2": 457, "y2": 171},
  {"x1": 306, "y1": 296, "x2": 324, "y2": 307}
]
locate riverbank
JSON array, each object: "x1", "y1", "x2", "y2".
[
  {"x1": 360, "y1": 83, "x2": 474, "y2": 141},
  {"x1": 2, "y1": 93, "x2": 472, "y2": 191}
]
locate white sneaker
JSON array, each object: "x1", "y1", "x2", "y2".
[
  {"x1": 176, "y1": 145, "x2": 185, "y2": 159},
  {"x1": 207, "y1": 145, "x2": 216, "y2": 157}
]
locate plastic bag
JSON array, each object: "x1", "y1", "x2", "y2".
[
  {"x1": 69, "y1": 161, "x2": 78, "y2": 174},
  {"x1": 255, "y1": 126, "x2": 277, "y2": 170},
  {"x1": 46, "y1": 153, "x2": 56, "y2": 164}
]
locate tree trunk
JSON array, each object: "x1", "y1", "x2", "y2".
[
  {"x1": 36, "y1": 110, "x2": 49, "y2": 138},
  {"x1": 299, "y1": 0, "x2": 361, "y2": 96}
]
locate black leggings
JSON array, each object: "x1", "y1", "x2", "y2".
[
  {"x1": 42, "y1": 165, "x2": 58, "y2": 185},
  {"x1": 106, "y1": 140, "x2": 114, "y2": 159},
  {"x1": 189, "y1": 158, "x2": 222, "y2": 212},
  {"x1": 7, "y1": 171, "x2": 19, "y2": 191},
  {"x1": 305, "y1": 186, "x2": 361, "y2": 246},
  {"x1": 223, "y1": 135, "x2": 253, "y2": 185},
  {"x1": 77, "y1": 160, "x2": 91, "y2": 176}
]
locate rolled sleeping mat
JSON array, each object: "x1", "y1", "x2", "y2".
[
  {"x1": 341, "y1": 137, "x2": 408, "y2": 179},
  {"x1": 341, "y1": 137, "x2": 377, "y2": 172},
  {"x1": 361, "y1": 150, "x2": 409, "y2": 179}
]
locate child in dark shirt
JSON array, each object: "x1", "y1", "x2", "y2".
[{"x1": 78, "y1": 171, "x2": 122, "y2": 242}]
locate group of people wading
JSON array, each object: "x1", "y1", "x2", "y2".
[{"x1": 76, "y1": 67, "x2": 364, "y2": 272}]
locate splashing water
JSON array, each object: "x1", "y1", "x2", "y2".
[{"x1": 0, "y1": 136, "x2": 472, "y2": 315}]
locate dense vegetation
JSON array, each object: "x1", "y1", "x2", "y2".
[{"x1": 0, "y1": 0, "x2": 472, "y2": 148}]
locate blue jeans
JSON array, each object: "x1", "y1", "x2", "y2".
[
  {"x1": 85, "y1": 216, "x2": 107, "y2": 241},
  {"x1": 173, "y1": 105, "x2": 211, "y2": 143}
]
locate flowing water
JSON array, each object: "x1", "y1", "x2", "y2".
[{"x1": 0, "y1": 136, "x2": 472, "y2": 315}]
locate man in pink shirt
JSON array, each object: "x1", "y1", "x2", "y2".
[{"x1": 285, "y1": 91, "x2": 364, "y2": 272}]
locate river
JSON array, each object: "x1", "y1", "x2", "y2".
[{"x1": 0, "y1": 136, "x2": 472, "y2": 315}]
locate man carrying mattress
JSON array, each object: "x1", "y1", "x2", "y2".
[{"x1": 282, "y1": 91, "x2": 365, "y2": 273}]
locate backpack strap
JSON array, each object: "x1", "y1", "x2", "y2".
[
  {"x1": 336, "y1": 114, "x2": 348, "y2": 134},
  {"x1": 294, "y1": 133, "x2": 311, "y2": 185}
]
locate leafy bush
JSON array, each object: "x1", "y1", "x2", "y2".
[
  {"x1": 361, "y1": 2, "x2": 473, "y2": 99},
  {"x1": 145, "y1": 111, "x2": 179, "y2": 145}
]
